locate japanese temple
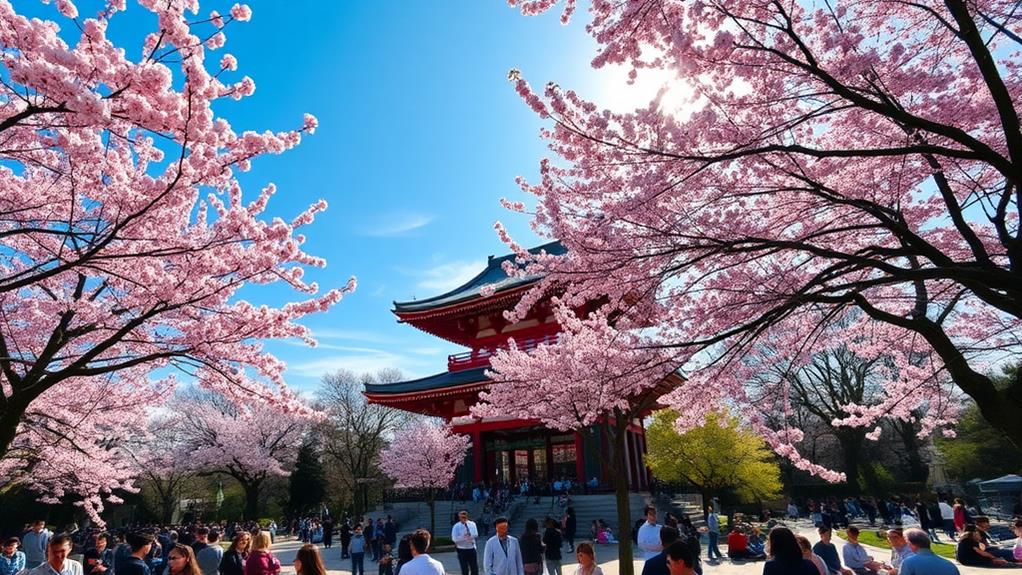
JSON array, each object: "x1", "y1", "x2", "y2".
[{"x1": 364, "y1": 241, "x2": 675, "y2": 491}]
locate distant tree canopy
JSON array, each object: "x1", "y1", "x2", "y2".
[
  {"x1": 645, "y1": 410, "x2": 783, "y2": 510},
  {"x1": 937, "y1": 365, "x2": 1022, "y2": 482}
]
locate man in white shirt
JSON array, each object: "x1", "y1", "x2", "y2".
[
  {"x1": 482, "y1": 517, "x2": 524, "y2": 575},
  {"x1": 398, "y1": 530, "x2": 445, "y2": 575},
  {"x1": 23, "y1": 534, "x2": 83, "y2": 575},
  {"x1": 637, "y1": 505, "x2": 663, "y2": 560},
  {"x1": 452, "y1": 510, "x2": 479, "y2": 575}
]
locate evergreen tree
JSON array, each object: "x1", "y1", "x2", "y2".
[{"x1": 289, "y1": 443, "x2": 327, "y2": 517}]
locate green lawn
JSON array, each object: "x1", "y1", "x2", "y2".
[{"x1": 835, "y1": 530, "x2": 958, "y2": 560}]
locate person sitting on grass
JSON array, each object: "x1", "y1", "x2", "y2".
[
  {"x1": 976, "y1": 517, "x2": 1019, "y2": 562},
  {"x1": 956, "y1": 524, "x2": 1015, "y2": 568},
  {"x1": 726, "y1": 527, "x2": 764, "y2": 562},
  {"x1": 885, "y1": 528, "x2": 914, "y2": 574},
  {"x1": 812, "y1": 527, "x2": 852, "y2": 575},
  {"x1": 748, "y1": 527, "x2": 766, "y2": 557},
  {"x1": 841, "y1": 526, "x2": 888, "y2": 575}
]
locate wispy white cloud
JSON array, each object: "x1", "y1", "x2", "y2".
[
  {"x1": 359, "y1": 212, "x2": 433, "y2": 237},
  {"x1": 413, "y1": 260, "x2": 482, "y2": 293}
]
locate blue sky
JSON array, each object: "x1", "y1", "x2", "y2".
[{"x1": 25, "y1": 1, "x2": 668, "y2": 392}]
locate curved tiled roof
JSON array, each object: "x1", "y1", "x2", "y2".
[
  {"x1": 392, "y1": 240, "x2": 565, "y2": 314},
  {"x1": 363, "y1": 366, "x2": 488, "y2": 395}
]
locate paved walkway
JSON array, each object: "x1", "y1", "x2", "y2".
[{"x1": 272, "y1": 529, "x2": 998, "y2": 575}]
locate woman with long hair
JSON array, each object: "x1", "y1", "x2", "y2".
[
  {"x1": 393, "y1": 535, "x2": 413, "y2": 575},
  {"x1": 520, "y1": 518, "x2": 544, "y2": 575},
  {"x1": 166, "y1": 545, "x2": 202, "y2": 575},
  {"x1": 219, "y1": 532, "x2": 251, "y2": 575},
  {"x1": 761, "y1": 527, "x2": 817, "y2": 575},
  {"x1": 542, "y1": 518, "x2": 563, "y2": 575},
  {"x1": 244, "y1": 532, "x2": 281, "y2": 575},
  {"x1": 292, "y1": 545, "x2": 326, "y2": 575},
  {"x1": 572, "y1": 542, "x2": 602, "y2": 575},
  {"x1": 953, "y1": 498, "x2": 968, "y2": 534}
]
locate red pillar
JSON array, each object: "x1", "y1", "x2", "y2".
[
  {"x1": 472, "y1": 430, "x2": 483, "y2": 484},
  {"x1": 574, "y1": 431, "x2": 585, "y2": 483}
]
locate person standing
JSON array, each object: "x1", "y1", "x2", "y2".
[
  {"x1": 664, "y1": 541, "x2": 697, "y2": 575},
  {"x1": 483, "y1": 518, "x2": 524, "y2": 575},
  {"x1": 375, "y1": 519, "x2": 387, "y2": 563},
  {"x1": 117, "y1": 533, "x2": 154, "y2": 575},
  {"x1": 190, "y1": 529, "x2": 209, "y2": 557},
  {"x1": 364, "y1": 520, "x2": 376, "y2": 563},
  {"x1": 83, "y1": 533, "x2": 115, "y2": 575},
  {"x1": 0, "y1": 537, "x2": 26, "y2": 575},
  {"x1": 165, "y1": 545, "x2": 201, "y2": 575},
  {"x1": 562, "y1": 508, "x2": 576, "y2": 552},
  {"x1": 385, "y1": 517, "x2": 398, "y2": 551},
  {"x1": 243, "y1": 532, "x2": 281, "y2": 575},
  {"x1": 350, "y1": 526, "x2": 367, "y2": 575},
  {"x1": 704, "y1": 507, "x2": 722, "y2": 564},
  {"x1": 397, "y1": 530, "x2": 444, "y2": 575},
  {"x1": 952, "y1": 499, "x2": 967, "y2": 535},
  {"x1": 641, "y1": 526, "x2": 679, "y2": 575},
  {"x1": 899, "y1": 528, "x2": 960, "y2": 575},
  {"x1": 340, "y1": 519, "x2": 353, "y2": 560},
  {"x1": 451, "y1": 510, "x2": 479, "y2": 575},
  {"x1": 322, "y1": 517, "x2": 334, "y2": 550},
  {"x1": 23, "y1": 534, "x2": 82, "y2": 575},
  {"x1": 519, "y1": 520, "x2": 543, "y2": 575},
  {"x1": 571, "y1": 543, "x2": 602, "y2": 575},
  {"x1": 541, "y1": 519, "x2": 562, "y2": 575},
  {"x1": 219, "y1": 533, "x2": 251, "y2": 575},
  {"x1": 637, "y1": 506, "x2": 663, "y2": 561},
  {"x1": 292, "y1": 544, "x2": 326, "y2": 575},
  {"x1": 22, "y1": 521, "x2": 50, "y2": 569},
  {"x1": 196, "y1": 532, "x2": 223, "y2": 575}
]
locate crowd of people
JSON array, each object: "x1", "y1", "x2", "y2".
[
  {"x1": 0, "y1": 520, "x2": 288, "y2": 575},
  {"x1": 5, "y1": 493, "x2": 1022, "y2": 575}
]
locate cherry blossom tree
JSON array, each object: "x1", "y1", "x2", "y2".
[
  {"x1": 490, "y1": 0, "x2": 1022, "y2": 460},
  {"x1": 176, "y1": 392, "x2": 311, "y2": 520},
  {"x1": 474, "y1": 309, "x2": 676, "y2": 573},
  {"x1": 0, "y1": 0, "x2": 351, "y2": 514},
  {"x1": 126, "y1": 410, "x2": 197, "y2": 524},
  {"x1": 0, "y1": 367, "x2": 169, "y2": 524},
  {"x1": 378, "y1": 420, "x2": 470, "y2": 537}
]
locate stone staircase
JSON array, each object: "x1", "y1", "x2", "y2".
[
  {"x1": 379, "y1": 499, "x2": 486, "y2": 537},
  {"x1": 507, "y1": 493, "x2": 652, "y2": 538}
]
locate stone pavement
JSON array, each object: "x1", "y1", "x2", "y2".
[{"x1": 272, "y1": 528, "x2": 997, "y2": 575}]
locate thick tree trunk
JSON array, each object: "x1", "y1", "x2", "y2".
[
  {"x1": 243, "y1": 480, "x2": 262, "y2": 520},
  {"x1": 893, "y1": 421, "x2": 929, "y2": 482},
  {"x1": 836, "y1": 433, "x2": 869, "y2": 493}
]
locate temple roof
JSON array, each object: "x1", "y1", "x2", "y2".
[
  {"x1": 363, "y1": 366, "x2": 488, "y2": 395},
  {"x1": 393, "y1": 240, "x2": 565, "y2": 315}
]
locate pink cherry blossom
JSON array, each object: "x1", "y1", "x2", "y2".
[
  {"x1": 0, "y1": 0, "x2": 352, "y2": 518},
  {"x1": 229, "y1": 3, "x2": 251, "y2": 22},
  {"x1": 489, "y1": 0, "x2": 1022, "y2": 475}
]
